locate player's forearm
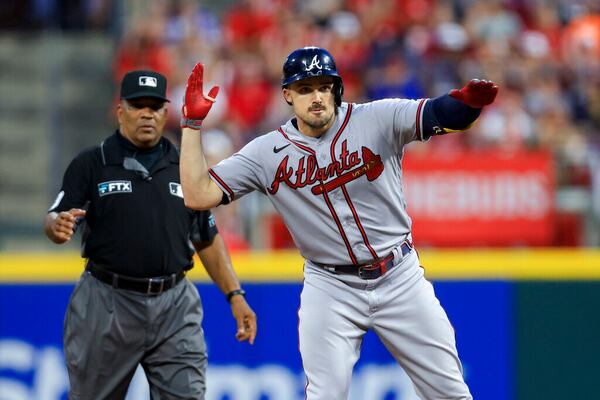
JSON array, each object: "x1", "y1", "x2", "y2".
[
  {"x1": 423, "y1": 79, "x2": 498, "y2": 138},
  {"x1": 196, "y1": 234, "x2": 242, "y2": 294},
  {"x1": 422, "y1": 94, "x2": 481, "y2": 138},
  {"x1": 180, "y1": 128, "x2": 223, "y2": 209}
]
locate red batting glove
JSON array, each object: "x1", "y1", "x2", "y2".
[
  {"x1": 181, "y1": 63, "x2": 220, "y2": 130},
  {"x1": 449, "y1": 79, "x2": 499, "y2": 108}
]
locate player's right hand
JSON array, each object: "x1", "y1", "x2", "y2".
[
  {"x1": 181, "y1": 63, "x2": 220, "y2": 130},
  {"x1": 47, "y1": 208, "x2": 86, "y2": 244}
]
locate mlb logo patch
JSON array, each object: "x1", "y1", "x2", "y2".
[
  {"x1": 98, "y1": 180, "x2": 132, "y2": 196},
  {"x1": 169, "y1": 182, "x2": 184, "y2": 198},
  {"x1": 139, "y1": 76, "x2": 158, "y2": 87}
]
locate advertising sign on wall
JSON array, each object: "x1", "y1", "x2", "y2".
[
  {"x1": 403, "y1": 151, "x2": 555, "y2": 246},
  {"x1": 0, "y1": 281, "x2": 511, "y2": 400}
]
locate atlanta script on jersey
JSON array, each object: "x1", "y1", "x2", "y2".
[{"x1": 209, "y1": 99, "x2": 427, "y2": 265}]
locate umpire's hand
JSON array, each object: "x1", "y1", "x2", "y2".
[
  {"x1": 44, "y1": 208, "x2": 86, "y2": 244},
  {"x1": 230, "y1": 296, "x2": 257, "y2": 345}
]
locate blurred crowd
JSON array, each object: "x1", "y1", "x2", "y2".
[
  {"x1": 110, "y1": 0, "x2": 600, "y2": 184},
  {"x1": 6, "y1": 0, "x2": 598, "y2": 247},
  {"x1": 107, "y1": 0, "x2": 600, "y2": 247}
]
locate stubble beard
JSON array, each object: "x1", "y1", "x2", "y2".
[{"x1": 303, "y1": 108, "x2": 335, "y2": 130}]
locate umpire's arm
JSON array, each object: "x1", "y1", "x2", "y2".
[{"x1": 194, "y1": 235, "x2": 257, "y2": 344}]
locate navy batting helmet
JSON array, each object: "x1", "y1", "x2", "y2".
[{"x1": 281, "y1": 46, "x2": 344, "y2": 106}]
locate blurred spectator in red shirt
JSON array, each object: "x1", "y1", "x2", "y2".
[
  {"x1": 226, "y1": 52, "x2": 275, "y2": 145},
  {"x1": 223, "y1": 0, "x2": 279, "y2": 51},
  {"x1": 114, "y1": 20, "x2": 173, "y2": 85}
]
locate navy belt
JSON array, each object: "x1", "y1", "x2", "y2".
[
  {"x1": 316, "y1": 240, "x2": 413, "y2": 280},
  {"x1": 85, "y1": 261, "x2": 185, "y2": 295}
]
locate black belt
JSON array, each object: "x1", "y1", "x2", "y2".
[
  {"x1": 315, "y1": 240, "x2": 413, "y2": 280},
  {"x1": 85, "y1": 261, "x2": 186, "y2": 295}
]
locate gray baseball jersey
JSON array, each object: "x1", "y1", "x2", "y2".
[
  {"x1": 210, "y1": 99, "x2": 426, "y2": 264},
  {"x1": 209, "y1": 99, "x2": 471, "y2": 399}
]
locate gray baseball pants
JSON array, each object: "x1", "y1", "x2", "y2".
[
  {"x1": 299, "y1": 248, "x2": 472, "y2": 400},
  {"x1": 63, "y1": 271, "x2": 207, "y2": 399}
]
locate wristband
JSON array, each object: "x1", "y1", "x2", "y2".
[
  {"x1": 226, "y1": 289, "x2": 246, "y2": 303},
  {"x1": 180, "y1": 117, "x2": 204, "y2": 130}
]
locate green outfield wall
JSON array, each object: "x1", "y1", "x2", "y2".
[{"x1": 516, "y1": 282, "x2": 600, "y2": 400}]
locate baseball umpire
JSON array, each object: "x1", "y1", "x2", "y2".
[
  {"x1": 179, "y1": 47, "x2": 498, "y2": 399},
  {"x1": 44, "y1": 69, "x2": 257, "y2": 399}
]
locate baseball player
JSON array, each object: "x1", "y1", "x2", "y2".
[
  {"x1": 179, "y1": 47, "x2": 498, "y2": 399},
  {"x1": 44, "y1": 70, "x2": 256, "y2": 399}
]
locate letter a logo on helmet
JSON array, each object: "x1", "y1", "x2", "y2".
[
  {"x1": 305, "y1": 55, "x2": 323, "y2": 72},
  {"x1": 281, "y1": 46, "x2": 345, "y2": 106}
]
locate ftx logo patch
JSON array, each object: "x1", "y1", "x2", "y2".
[{"x1": 98, "y1": 180, "x2": 132, "y2": 196}]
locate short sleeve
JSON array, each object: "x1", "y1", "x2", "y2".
[
  {"x1": 48, "y1": 152, "x2": 93, "y2": 213},
  {"x1": 369, "y1": 98, "x2": 430, "y2": 148},
  {"x1": 189, "y1": 210, "x2": 219, "y2": 244},
  {"x1": 208, "y1": 139, "x2": 265, "y2": 203}
]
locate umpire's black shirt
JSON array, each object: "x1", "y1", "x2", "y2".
[{"x1": 49, "y1": 130, "x2": 218, "y2": 277}]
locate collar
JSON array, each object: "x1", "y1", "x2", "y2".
[{"x1": 100, "y1": 130, "x2": 179, "y2": 166}]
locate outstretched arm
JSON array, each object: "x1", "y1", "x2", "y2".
[
  {"x1": 422, "y1": 79, "x2": 499, "y2": 139},
  {"x1": 194, "y1": 235, "x2": 257, "y2": 344},
  {"x1": 180, "y1": 63, "x2": 225, "y2": 210}
]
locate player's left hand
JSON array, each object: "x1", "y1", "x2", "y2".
[
  {"x1": 181, "y1": 63, "x2": 220, "y2": 130},
  {"x1": 230, "y1": 296, "x2": 257, "y2": 345},
  {"x1": 449, "y1": 79, "x2": 498, "y2": 108}
]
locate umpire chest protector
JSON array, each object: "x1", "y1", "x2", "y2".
[{"x1": 68, "y1": 131, "x2": 209, "y2": 277}]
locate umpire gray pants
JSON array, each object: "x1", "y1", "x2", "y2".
[{"x1": 64, "y1": 271, "x2": 207, "y2": 399}]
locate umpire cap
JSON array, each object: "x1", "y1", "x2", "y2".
[
  {"x1": 120, "y1": 70, "x2": 170, "y2": 102},
  {"x1": 282, "y1": 46, "x2": 344, "y2": 106}
]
